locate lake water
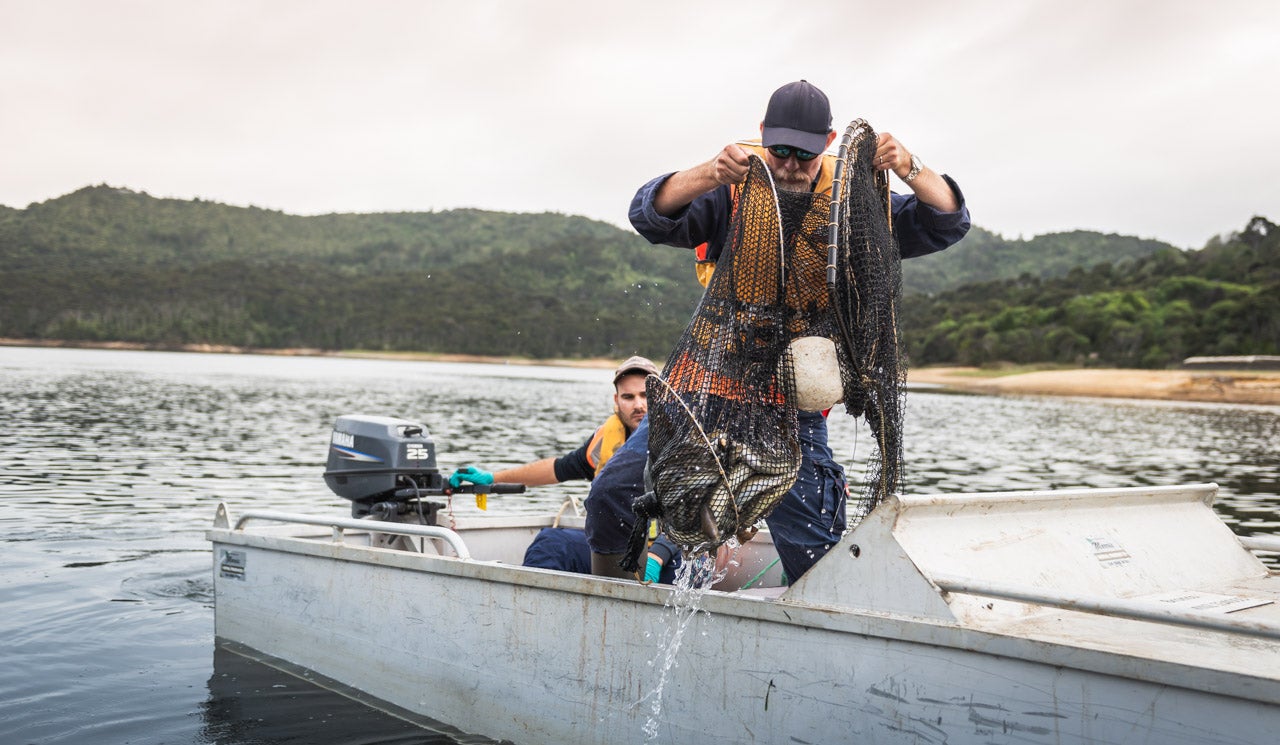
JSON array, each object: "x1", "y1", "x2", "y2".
[{"x1": 2, "y1": 345, "x2": 1278, "y2": 744}]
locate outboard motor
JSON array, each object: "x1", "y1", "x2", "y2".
[
  {"x1": 323, "y1": 414, "x2": 522, "y2": 521},
  {"x1": 324, "y1": 415, "x2": 441, "y2": 509}
]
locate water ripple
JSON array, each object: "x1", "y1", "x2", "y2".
[{"x1": 1, "y1": 345, "x2": 1277, "y2": 744}]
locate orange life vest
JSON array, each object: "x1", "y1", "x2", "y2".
[{"x1": 585, "y1": 413, "x2": 629, "y2": 474}]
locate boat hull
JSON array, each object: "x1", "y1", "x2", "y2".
[{"x1": 211, "y1": 524, "x2": 1280, "y2": 744}]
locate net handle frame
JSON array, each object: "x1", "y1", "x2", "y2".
[
  {"x1": 826, "y1": 119, "x2": 890, "y2": 290},
  {"x1": 826, "y1": 119, "x2": 889, "y2": 386},
  {"x1": 826, "y1": 118, "x2": 902, "y2": 500}
]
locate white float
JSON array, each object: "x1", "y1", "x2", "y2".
[{"x1": 785, "y1": 335, "x2": 843, "y2": 411}]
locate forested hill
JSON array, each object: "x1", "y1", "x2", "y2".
[
  {"x1": 0, "y1": 186, "x2": 706, "y2": 359},
  {"x1": 901, "y1": 226, "x2": 1174, "y2": 296},
  {"x1": 3, "y1": 185, "x2": 656, "y2": 273},
  {"x1": 4, "y1": 186, "x2": 1163, "y2": 290},
  {"x1": 902, "y1": 216, "x2": 1279, "y2": 368},
  {"x1": 1, "y1": 185, "x2": 1274, "y2": 367}
]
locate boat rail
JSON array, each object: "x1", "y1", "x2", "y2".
[
  {"x1": 1241, "y1": 535, "x2": 1280, "y2": 553},
  {"x1": 932, "y1": 572, "x2": 1280, "y2": 641},
  {"x1": 218, "y1": 506, "x2": 471, "y2": 560}
]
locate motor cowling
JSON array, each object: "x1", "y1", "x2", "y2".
[{"x1": 323, "y1": 415, "x2": 443, "y2": 504}]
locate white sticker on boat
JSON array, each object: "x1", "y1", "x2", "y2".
[
  {"x1": 220, "y1": 549, "x2": 246, "y2": 580},
  {"x1": 1084, "y1": 535, "x2": 1132, "y2": 567},
  {"x1": 1140, "y1": 590, "x2": 1275, "y2": 614}
]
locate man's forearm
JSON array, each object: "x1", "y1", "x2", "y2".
[
  {"x1": 654, "y1": 144, "x2": 751, "y2": 217},
  {"x1": 652, "y1": 160, "x2": 722, "y2": 216},
  {"x1": 493, "y1": 458, "x2": 559, "y2": 487}
]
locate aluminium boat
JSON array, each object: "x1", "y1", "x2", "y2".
[{"x1": 208, "y1": 415, "x2": 1280, "y2": 744}]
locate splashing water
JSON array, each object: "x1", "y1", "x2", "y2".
[{"x1": 636, "y1": 539, "x2": 742, "y2": 741}]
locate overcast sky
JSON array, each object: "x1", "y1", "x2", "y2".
[{"x1": 3, "y1": 1, "x2": 1277, "y2": 248}]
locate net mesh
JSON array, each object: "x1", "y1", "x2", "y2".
[
  {"x1": 830, "y1": 120, "x2": 906, "y2": 521},
  {"x1": 621, "y1": 121, "x2": 905, "y2": 572}
]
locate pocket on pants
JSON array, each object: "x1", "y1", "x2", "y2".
[{"x1": 813, "y1": 457, "x2": 848, "y2": 535}]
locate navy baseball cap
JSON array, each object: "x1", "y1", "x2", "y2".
[{"x1": 761, "y1": 80, "x2": 832, "y2": 154}]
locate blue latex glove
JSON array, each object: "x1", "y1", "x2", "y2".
[
  {"x1": 644, "y1": 556, "x2": 662, "y2": 583},
  {"x1": 449, "y1": 466, "x2": 494, "y2": 489}
]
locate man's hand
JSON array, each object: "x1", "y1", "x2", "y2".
[
  {"x1": 448, "y1": 466, "x2": 494, "y2": 489},
  {"x1": 873, "y1": 131, "x2": 960, "y2": 213},
  {"x1": 712, "y1": 143, "x2": 752, "y2": 186},
  {"x1": 873, "y1": 132, "x2": 909, "y2": 177},
  {"x1": 644, "y1": 555, "x2": 663, "y2": 583}
]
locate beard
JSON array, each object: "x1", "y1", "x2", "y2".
[{"x1": 771, "y1": 164, "x2": 813, "y2": 192}]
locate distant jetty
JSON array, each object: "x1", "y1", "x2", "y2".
[{"x1": 1183, "y1": 356, "x2": 1280, "y2": 371}]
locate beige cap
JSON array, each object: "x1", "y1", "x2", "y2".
[{"x1": 613, "y1": 355, "x2": 659, "y2": 384}]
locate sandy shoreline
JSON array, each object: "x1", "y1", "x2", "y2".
[
  {"x1": 4, "y1": 338, "x2": 1278, "y2": 406},
  {"x1": 908, "y1": 366, "x2": 1280, "y2": 406}
]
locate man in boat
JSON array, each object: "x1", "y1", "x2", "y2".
[
  {"x1": 587, "y1": 80, "x2": 971, "y2": 583},
  {"x1": 450, "y1": 355, "x2": 679, "y2": 580}
]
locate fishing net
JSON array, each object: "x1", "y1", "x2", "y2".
[
  {"x1": 621, "y1": 120, "x2": 905, "y2": 572},
  {"x1": 828, "y1": 120, "x2": 906, "y2": 520}
]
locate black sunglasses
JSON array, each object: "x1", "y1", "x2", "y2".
[{"x1": 767, "y1": 144, "x2": 819, "y2": 161}]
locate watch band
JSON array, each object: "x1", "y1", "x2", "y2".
[{"x1": 903, "y1": 154, "x2": 923, "y2": 183}]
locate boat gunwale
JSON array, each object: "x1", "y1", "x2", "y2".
[{"x1": 894, "y1": 482, "x2": 1219, "y2": 510}]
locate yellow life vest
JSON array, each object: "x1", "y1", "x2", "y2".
[
  {"x1": 585, "y1": 413, "x2": 630, "y2": 474},
  {"x1": 694, "y1": 139, "x2": 838, "y2": 287}
]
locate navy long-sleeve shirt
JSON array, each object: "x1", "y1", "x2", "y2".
[{"x1": 628, "y1": 171, "x2": 971, "y2": 262}]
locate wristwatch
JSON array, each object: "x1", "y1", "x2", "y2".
[{"x1": 903, "y1": 154, "x2": 923, "y2": 183}]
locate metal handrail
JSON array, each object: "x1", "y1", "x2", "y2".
[
  {"x1": 931, "y1": 572, "x2": 1280, "y2": 641},
  {"x1": 896, "y1": 482, "x2": 1220, "y2": 510},
  {"x1": 1241, "y1": 535, "x2": 1280, "y2": 553},
  {"x1": 230, "y1": 509, "x2": 471, "y2": 560}
]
